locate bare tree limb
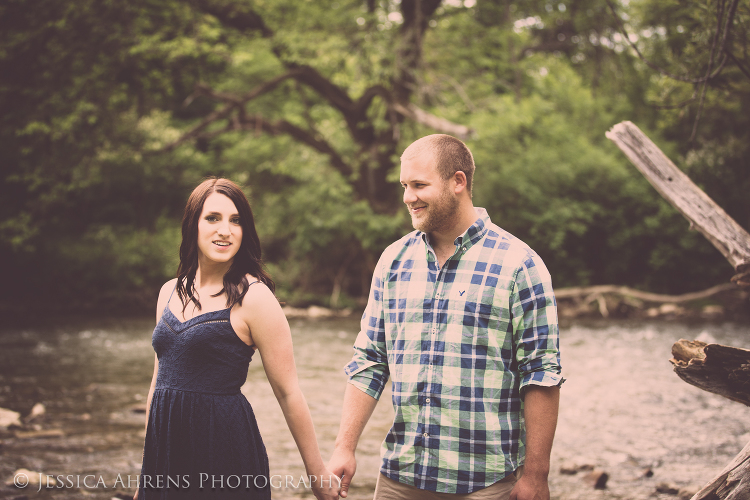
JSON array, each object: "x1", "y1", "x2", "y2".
[
  {"x1": 606, "y1": 121, "x2": 750, "y2": 277},
  {"x1": 392, "y1": 102, "x2": 473, "y2": 139},
  {"x1": 160, "y1": 71, "x2": 302, "y2": 152},
  {"x1": 725, "y1": 48, "x2": 750, "y2": 80},
  {"x1": 555, "y1": 282, "x2": 737, "y2": 303},
  {"x1": 690, "y1": 438, "x2": 750, "y2": 499},
  {"x1": 236, "y1": 115, "x2": 353, "y2": 178}
]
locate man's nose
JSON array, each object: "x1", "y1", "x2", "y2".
[{"x1": 403, "y1": 186, "x2": 417, "y2": 205}]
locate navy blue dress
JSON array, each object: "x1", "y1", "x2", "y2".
[{"x1": 139, "y1": 295, "x2": 271, "y2": 499}]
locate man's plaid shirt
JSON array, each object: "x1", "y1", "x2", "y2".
[{"x1": 345, "y1": 208, "x2": 563, "y2": 494}]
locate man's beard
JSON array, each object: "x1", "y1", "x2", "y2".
[{"x1": 409, "y1": 185, "x2": 459, "y2": 234}]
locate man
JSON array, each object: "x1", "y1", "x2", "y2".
[{"x1": 329, "y1": 134, "x2": 563, "y2": 500}]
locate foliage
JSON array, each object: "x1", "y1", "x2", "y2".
[{"x1": 0, "y1": 0, "x2": 747, "y2": 311}]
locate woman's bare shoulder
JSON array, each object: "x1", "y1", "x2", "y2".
[
  {"x1": 238, "y1": 275, "x2": 281, "y2": 314},
  {"x1": 155, "y1": 278, "x2": 179, "y2": 322}
]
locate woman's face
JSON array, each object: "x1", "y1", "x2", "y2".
[{"x1": 196, "y1": 192, "x2": 243, "y2": 265}]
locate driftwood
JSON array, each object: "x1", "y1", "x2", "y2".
[
  {"x1": 605, "y1": 121, "x2": 750, "y2": 286},
  {"x1": 670, "y1": 340, "x2": 750, "y2": 406},
  {"x1": 555, "y1": 283, "x2": 737, "y2": 318},
  {"x1": 690, "y1": 438, "x2": 750, "y2": 500},
  {"x1": 606, "y1": 121, "x2": 750, "y2": 500}
]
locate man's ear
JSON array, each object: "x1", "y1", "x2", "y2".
[{"x1": 453, "y1": 171, "x2": 468, "y2": 194}]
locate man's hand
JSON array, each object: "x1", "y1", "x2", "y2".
[
  {"x1": 509, "y1": 472, "x2": 549, "y2": 500},
  {"x1": 309, "y1": 467, "x2": 342, "y2": 500},
  {"x1": 328, "y1": 447, "x2": 357, "y2": 498}
]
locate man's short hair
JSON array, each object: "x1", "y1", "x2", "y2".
[{"x1": 400, "y1": 134, "x2": 475, "y2": 194}]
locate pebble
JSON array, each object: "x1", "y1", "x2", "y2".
[
  {"x1": 29, "y1": 403, "x2": 45, "y2": 418},
  {"x1": 655, "y1": 482, "x2": 680, "y2": 494},
  {"x1": 4, "y1": 468, "x2": 57, "y2": 487},
  {"x1": 582, "y1": 469, "x2": 609, "y2": 489},
  {"x1": 0, "y1": 407, "x2": 21, "y2": 429}
]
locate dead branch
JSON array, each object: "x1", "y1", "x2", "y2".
[
  {"x1": 605, "y1": 121, "x2": 750, "y2": 282},
  {"x1": 691, "y1": 439, "x2": 750, "y2": 500},
  {"x1": 392, "y1": 102, "x2": 473, "y2": 140},
  {"x1": 555, "y1": 283, "x2": 737, "y2": 303},
  {"x1": 671, "y1": 340, "x2": 750, "y2": 406}
]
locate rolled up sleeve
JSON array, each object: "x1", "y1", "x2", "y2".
[
  {"x1": 344, "y1": 260, "x2": 390, "y2": 400},
  {"x1": 510, "y1": 253, "x2": 564, "y2": 398}
]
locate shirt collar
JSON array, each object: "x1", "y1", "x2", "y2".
[{"x1": 420, "y1": 207, "x2": 491, "y2": 253}]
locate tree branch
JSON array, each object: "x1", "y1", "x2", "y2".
[
  {"x1": 160, "y1": 71, "x2": 301, "y2": 152},
  {"x1": 236, "y1": 115, "x2": 353, "y2": 178},
  {"x1": 392, "y1": 102, "x2": 473, "y2": 139},
  {"x1": 555, "y1": 282, "x2": 737, "y2": 303},
  {"x1": 194, "y1": 0, "x2": 273, "y2": 37},
  {"x1": 605, "y1": 0, "x2": 736, "y2": 84}
]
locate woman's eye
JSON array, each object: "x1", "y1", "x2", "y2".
[
  {"x1": 206, "y1": 215, "x2": 218, "y2": 222},
  {"x1": 231, "y1": 218, "x2": 240, "y2": 224}
]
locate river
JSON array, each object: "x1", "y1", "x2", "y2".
[{"x1": 0, "y1": 316, "x2": 748, "y2": 499}]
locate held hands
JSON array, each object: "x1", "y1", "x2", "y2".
[
  {"x1": 309, "y1": 466, "x2": 342, "y2": 500},
  {"x1": 327, "y1": 447, "x2": 357, "y2": 498}
]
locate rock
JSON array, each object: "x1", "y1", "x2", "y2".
[
  {"x1": 559, "y1": 463, "x2": 596, "y2": 475},
  {"x1": 700, "y1": 305, "x2": 724, "y2": 318},
  {"x1": 582, "y1": 469, "x2": 609, "y2": 489},
  {"x1": 655, "y1": 482, "x2": 680, "y2": 494},
  {"x1": 641, "y1": 467, "x2": 654, "y2": 478},
  {"x1": 659, "y1": 303, "x2": 679, "y2": 314},
  {"x1": 559, "y1": 463, "x2": 580, "y2": 475},
  {"x1": 307, "y1": 306, "x2": 333, "y2": 318},
  {"x1": 130, "y1": 404, "x2": 147, "y2": 413},
  {"x1": 14, "y1": 429, "x2": 65, "y2": 439},
  {"x1": 0, "y1": 407, "x2": 21, "y2": 429},
  {"x1": 5, "y1": 468, "x2": 57, "y2": 487},
  {"x1": 29, "y1": 403, "x2": 45, "y2": 418}
]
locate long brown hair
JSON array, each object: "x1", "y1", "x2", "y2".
[{"x1": 176, "y1": 177, "x2": 275, "y2": 313}]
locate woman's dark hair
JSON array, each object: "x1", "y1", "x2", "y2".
[{"x1": 176, "y1": 177, "x2": 275, "y2": 313}]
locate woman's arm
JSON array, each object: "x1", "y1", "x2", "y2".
[{"x1": 237, "y1": 283, "x2": 339, "y2": 500}]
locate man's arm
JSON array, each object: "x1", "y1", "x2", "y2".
[
  {"x1": 328, "y1": 384, "x2": 379, "y2": 498},
  {"x1": 509, "y1": 385, "x2": 560, "y2": 500},
  {"x1": 509, "y1": 253, "x2": 563, "y2": 500},
  {"x1": 331, "y1": 250, "x2": 391, "y2": 498}
]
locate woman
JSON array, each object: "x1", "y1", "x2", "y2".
[{"x1": 135, "y1": 178, "x2": 338, "y2": 500}]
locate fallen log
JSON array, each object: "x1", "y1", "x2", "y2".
[
  {"x1": 555, "y1": 283, "x2": 736, "y2": 302},
  {"x1": 670, "y1": 340, "x2": 750, "y2": 407}
]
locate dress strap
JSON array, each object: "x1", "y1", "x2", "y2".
[{"x1": 164, "y1": 281, "x2": 178, "y2": 311}]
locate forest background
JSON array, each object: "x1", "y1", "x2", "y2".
[{"x1": 1, "y1": 0, "x2": 748, "y2": 313}]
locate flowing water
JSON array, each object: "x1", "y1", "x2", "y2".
[{"x1": 0, "y1": 316, "x2": 748, "y2": 499}]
